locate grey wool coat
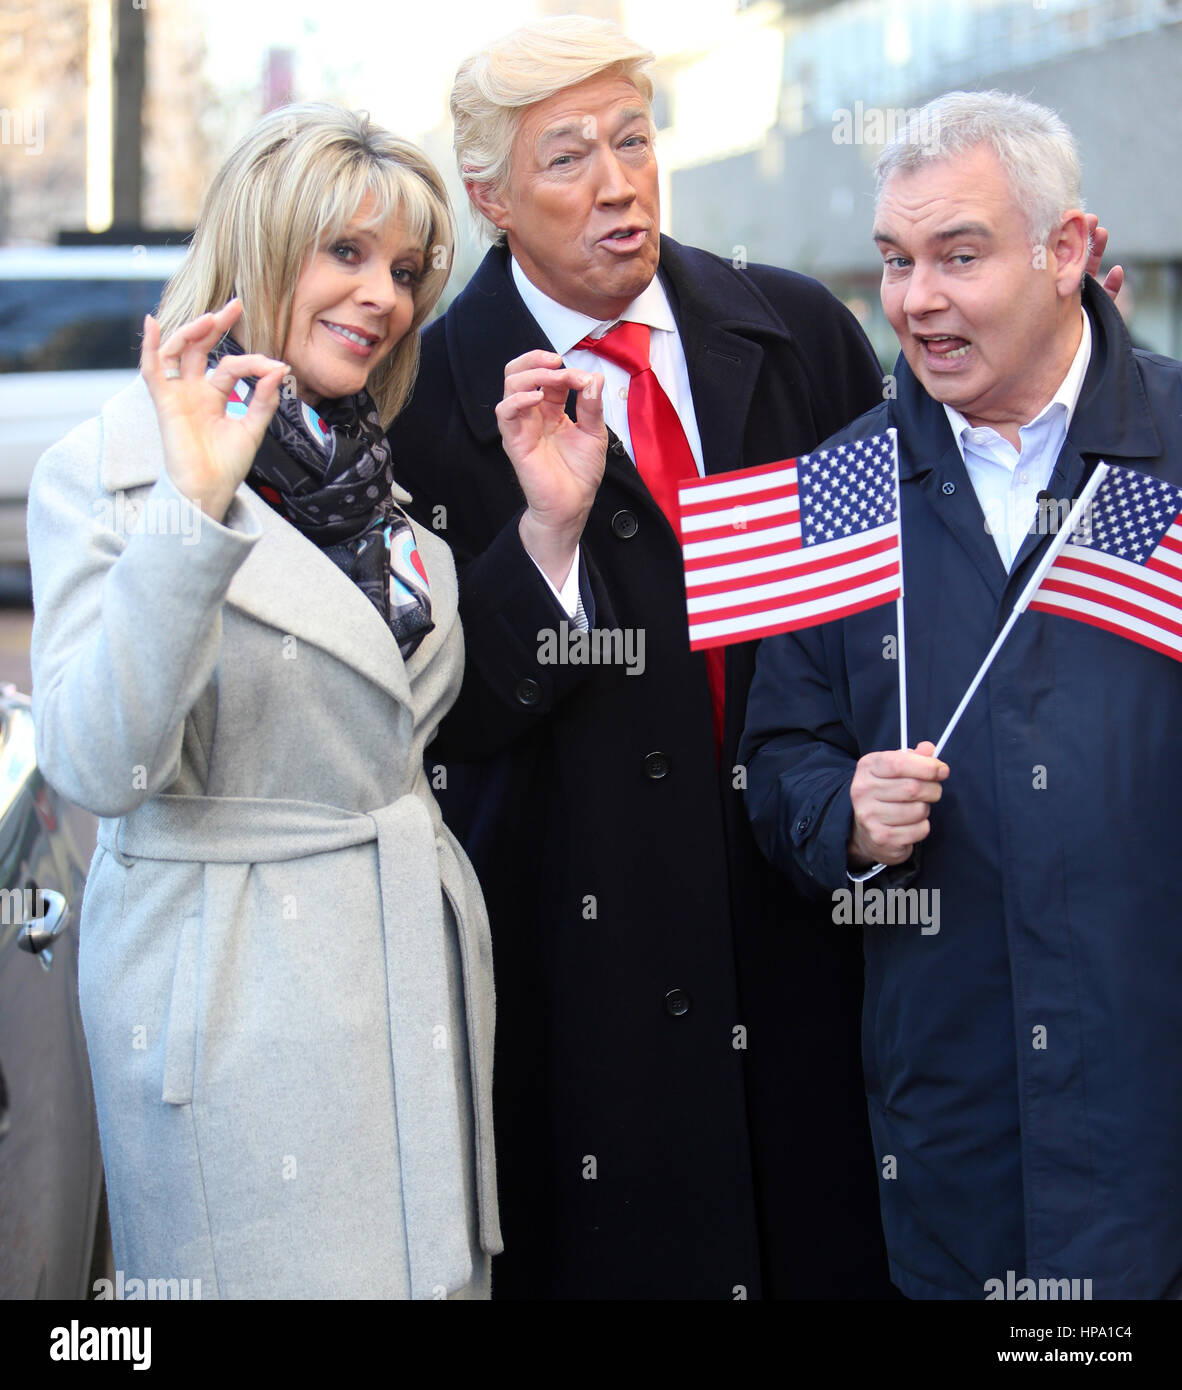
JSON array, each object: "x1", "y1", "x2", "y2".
[{"x1": 27, "y1": 375, "x2": 502, "y2": 1299}]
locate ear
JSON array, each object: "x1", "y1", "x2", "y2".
[
  {"x1": 465, "y1": 178, "x2": 512, "y2": 234},
  {"x1": 1049, "y1": 208, "x2": 1089, "y2": 297}
]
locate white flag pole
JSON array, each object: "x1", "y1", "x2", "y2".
[
  {"x1": 932, "y1": 460, "x2": 1110, "y2": 758},
  {"x1": 888, "y1": 429, "x2": 908, "y2": 750}
]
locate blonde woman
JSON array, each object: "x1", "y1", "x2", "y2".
[{"x1": 25, "y1": 103, "x2": 567, "y2": 1299}]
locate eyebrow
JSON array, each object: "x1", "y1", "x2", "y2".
[
  {"x1": 616, "y1": 105, "x2": 650, "y2": 128},
  {"x1": 535, "y1": 105, "x2": 650, "y2": 153},
  {"x1": 345, "y1": 220, "x2": 424, "y2": 250},
  {"x1": 873, "y1": 222, "x2": 994, "y2": 247},
  {"x1": 536, "y1": 122, "x2": 582, "y2": 150}
]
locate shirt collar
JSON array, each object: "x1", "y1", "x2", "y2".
[
  {"x1": 510, "y1": 256, "x2": 676, "y2": 356},
  {"x1": 943, "y1": 307, "x2": 1092, "y2": 453}
]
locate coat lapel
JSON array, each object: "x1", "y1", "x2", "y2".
[
  {"x1": 443, "y1": 246, "x2": 677, "y2": 530},
  {"x1": 1009, "y1": 277, "x2": 1161, "y2": 578},
  {"x1": 623, "y1": 240, "x2": 783, "y2": 524},
  {"x1": 893, "y1": 359, "x2": 1010, "y2": 602},
  {"x1": 446, "y1": 238, "x2": 790, "y2": 483},
  {"x1": 224, "y1": 496, "x2": 414, "y2": 709},
  {"x1": 445, "y1": 246, "x2": 554, "y2": 446},
  {"x1": 99, "y1": 376, "x2": 414, "y2": 709},
  {"x1": 657, "y1": 240, "x2": 788, "y2": 479}
]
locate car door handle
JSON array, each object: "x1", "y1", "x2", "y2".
[{"x1": 16, "y1": 889, "x2": 71, "y2": 956}]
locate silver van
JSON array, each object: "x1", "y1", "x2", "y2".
[
  {"x1": 0, "y1": 245, "x2": 188, "y2": 565},
  {"x1": 0, "y1": 682, "x2": 106, "y2": 1297}
]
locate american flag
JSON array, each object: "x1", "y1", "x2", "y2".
[
  {"x1": 678, "y1": 432, "x2": 902, "y2": 650},
  {"x1": 1027, "y1": 463, "x2": 1182, "y2": 661}
]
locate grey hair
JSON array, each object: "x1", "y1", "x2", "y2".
[
  {"x1": 874, "y1": 90, "x2": 1083, "y2": 245},
  {"x1": 451, "y1": 15, "x2": 655, "y2": 243}
]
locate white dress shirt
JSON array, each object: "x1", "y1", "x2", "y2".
[
  {"x1": 511, "y1": 258, "x2": 705, "y2": 618},
  {"x1": 943, "y1": 310, "x2": 1092, "y2": 570}
]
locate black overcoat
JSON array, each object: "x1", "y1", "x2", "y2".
[{"x1": 388, "y1": 236, "x2": 895, "y2": 1299}]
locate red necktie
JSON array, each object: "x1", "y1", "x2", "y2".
[{"x1": 574, "y1": 321, "x2": 725, "y2": 756}]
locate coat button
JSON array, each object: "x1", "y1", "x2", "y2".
[
  {"x1": 515, "y1": 678, "x2": 542, "y2": 707},
  {"x1": 664, "y1": 988, "x2": 691, "y2": 1017},
  {"x1": 795, "y1": 815, "x2": 811, "y2": 835},
  {"x1": 643, "y1": 750, "x2": 669, "y2": 779},
  {"x1": 942, "y1": 481, "x2": 956, "y2": 495},
  {"x1": 611, "y1": 509, "x2": 638, "y2": 539}
]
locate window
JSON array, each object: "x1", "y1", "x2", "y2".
[{"x1": 0, "y1": 279, "x2": 168, "y2": 373}]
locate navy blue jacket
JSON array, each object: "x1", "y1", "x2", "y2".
[
  {"x1": 388, "y1": 238, "x2": 895, "y2": 1298},
  {"x1": 740, "y1": 276, "x2": 1182, "y2": 1299}
]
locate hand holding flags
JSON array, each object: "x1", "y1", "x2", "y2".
[
  {"x1": 676, "y1": 423, "x2": 1182, "y2": 886},
  {"x1": 678, "y1": 434, "x2": 1179, "y2": 762}
]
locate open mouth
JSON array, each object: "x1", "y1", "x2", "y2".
[
  {"x1": 917, "y1": 333, "x2": 971, "y2": 363},
  {"x1": 599, "y1": 228, "x2": 648, "y2": 251}
]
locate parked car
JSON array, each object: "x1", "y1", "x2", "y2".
[
  {"x1": 0, "y1": 244, "x2": 188, "y2": 565},
  {"x1": 0, "y1": 682, "x2": 107, "y2": 1297}
]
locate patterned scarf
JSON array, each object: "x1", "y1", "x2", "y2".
[{"x1": 209, "y1": 334, "x2": 433, "y2": 660}]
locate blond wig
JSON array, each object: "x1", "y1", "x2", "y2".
[{"x1": 451, "y1": 16, "x2": 655, "y2": 242}]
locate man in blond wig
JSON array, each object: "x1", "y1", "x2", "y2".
[{"x1": 389, "y1": 16, "x2": 895, "y2": 1300}]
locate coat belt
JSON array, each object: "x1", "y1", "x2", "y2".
[{"x1": 97, "y1": 790, "x2": 476, "y2": 1298}]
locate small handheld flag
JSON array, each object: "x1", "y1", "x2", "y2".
[
  {"x1": 677, "y1": 432, "x2": 903, "y2": 651},
  {"x1": 932, "y1": 462, "x2": 1110, "y2": 757},
  {"x1": 1027, "y1": 463, "x2": 1182, "y2": 663}
]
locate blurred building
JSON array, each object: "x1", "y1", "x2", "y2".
[
  {"x1": 0, "y1": 0, "x2": 215, "y2": 245},
  {"x1": 652, "y1": 0, "x2": 1182, "y2": 361},
  {"x1": 0, "y1": 0, "x2": 89, "y2": 242},
  {"x1": 8, "y1": 0, "x2": 1178, "y2": 356},
  {"x1": 141, "y1": 0, "x2": 217, "y2": 230}
]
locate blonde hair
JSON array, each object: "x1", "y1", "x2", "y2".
[
  {"x1": 157, "y1": 102, "x2": 455, "y2": 423},
  {"x1": 451, "y1": 16, "x2": 655, "y2": 242}
]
